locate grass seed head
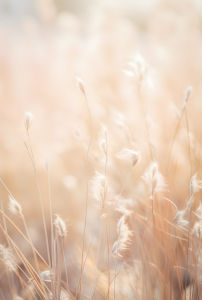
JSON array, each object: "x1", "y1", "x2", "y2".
[
  {"x1": 129, "y1": 53, "x2": 147, "y2": 84},
  {"x1": 142, "y1": 162, "x2": 166, "y2": 200},
  {"x1": 116, "y1": 149, "x2": 141, "y2": 167},
  {"x1": 24, "y1": 112, "x2": 33, "y2": 131},
  {"x1": 54, "y1": 214, "x2": 67, "y2": 238},
  {"x1": 195, "y1": 202, "x2": 202, "y2": 218},
  {"x1": 112, "y1": 215, "x2": 132, "y2": 256},
  {"x1": 90, "y1": 171, "x2": 114, "y2": 216},
  {"x1": 77, "y1": 77, "x2": 86, "y2": 96},
  {"x1": 40, "y1": 270, "x2": 52, "y2": 282},
  {"x1": 192, "y1": 221, "x2": 202, "y2": 239},
  {"x1": 181, "y1": 86, "x2": 193, "y2": 112},
  {"x1": 185, "y1": 86, "x2": 193, "y2": 101},
  {"x1": 99, "y1": 124, "x2": 108, "y2": 154},
  {"x1": 8, "y1": 195, "x2": 23, "y2": 217},
  {"x1": 190, "y1": 173, "x2": 202, "y2": 197},
  {"x1": 0, "y1": 245, "x2": 17, "y2": 271},
  {"x1": 173, "y1": 209, "x2": 189, "y2": 231},
  {"x1": 186, "y1": 173, "x2": 202, "y2": 211}
]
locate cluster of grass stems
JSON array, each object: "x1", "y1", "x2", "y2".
[{"x1": 0, "y1": 64, "x2": 202, "y2": 300}]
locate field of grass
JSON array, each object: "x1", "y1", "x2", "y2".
[{"x1": 0, "y1": 1, "x2": 202, "y2": 299}]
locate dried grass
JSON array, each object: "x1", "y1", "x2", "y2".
[{"x1": 0, "y1": 1, "x2": 202, "y2": 299}]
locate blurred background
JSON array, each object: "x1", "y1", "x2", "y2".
[{"x1": 0, "y1": 0, "x2": 202, "y2": 297}]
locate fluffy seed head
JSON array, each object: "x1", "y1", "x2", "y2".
[
  {"x1": 54, "y1": 214, "x2": 67, "y2": 238},
  {"x1": 99, "y1": 124, "x2": 108, "y2": 153},
  {"x1": 195, "y1": 202, "x2": 202, "y2": 219},
  {"x1": 181, "y1": 86, "x2": 193, "y2": 112},
  {"x1": 0, "y1": 245, "x2": 17, "y2": 271},
  {"x1": 90, "y1": 171, "x2": 114, "y2": 216},
  {"x1": 128, "y1": 53, "x2": 147, "y2": 84},
  {"x1": 90, "y1": 172, "x2": 106, "y2": 214},
  {"x1": 46, "y1": 157, "x2": 50, "y2": 170},
  {"x1": 116, "y1": 149, "x2": 141, "y2": 167},
  {"x1": 40, "y1": 270, "x2": 52, "y2": 282},
  {"x1": 8, "y1": 195, "x2": 23, "y2": 217},
  {"x1": 123, "y1": 70, "x2": 135, "y2": 77},
  {"x1": 24, "y1": 112, "x2": 33, "y2": 131},
  {"x1": 98, "y1": 124, "x2": 109, "y2": 166},
  {"x1": 142, "y1": 162, "x2": 166, "y2": 200},
  {"x1": 173, "y1": 209, "x2": 189, "y2": 231},
  {"x1": 186, "y1": 173, "x2": 202, "y2": 211},
  {"x1": 100, "y1": 140, "x2": 107, "y2": 154},
  {"x1": 112, "y1": 215, "x2": 132, "y2": 256},
  {"x1": 77, "y1": 78, "x2": 86, "y2": 96},
  {"x1": 190, "y1": 173, "x2": 202, "y2": 197},
  {"x1": 185, "y1": 86, "x2": 193, "y2": 101},
  {"x1": 192, "y1": 221, "x2": 202, "y2": 239}
]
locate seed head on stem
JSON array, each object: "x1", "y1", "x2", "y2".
[
  {"x1": 181, "y1": 86, "x2": 193, "y2": 113},
  {"x1": 186, "y1": 173, "x2": 202, "y2": 211},
  {"x1": 77, "y1": 78, "x2": 86, "y2": 97},
  {"x1": 0, "y1": 245, "x2": 17, "y2": 271},
  {"x1": 24, "y1": 112, "x2": 33, "y2": 131},
  {"x1": 8, "y1": 195, "x2": 23, "y2": 218},
  {"x1": 54, "y1": 214, "x2": 67, "y2": 238},
  {"x1": 142, "y1": 162, "x2": 166, "y2": 200},
  {"x1": 116, "y1": 149, "x2": 141, "y2": 168},
  {"x1": 173, "y1": 209, "x2": 189, "y2": 232},
  {"x1": 112, "y1": 215, "x2": 132, "y2": 256}
]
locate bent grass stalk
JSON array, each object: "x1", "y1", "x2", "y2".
[
  {"x1": 0, "y1": 257, "x2": 39, "y2": 300},
  {"x1": 24, "y1": 131, "x2": 51, "y2": 271},
  {"x1": 0, "y1": 209, "x2": 51, "y2": 298},
  {"x1": 92, "y1": 252, "x2": 120, "y2": 300},
  {"x1": 0, "y1": 223, "x2": 47, "y2": 299},
  {"x1": 81, "y1": 219, "x2": 100, "y2": 276},
  {"x1": 166, "y1": 87, "x2": 192, "y2": 176},
  {"x1": 0, "y1": 179, "x2": 48, "y2": 298},
  {"x1": 0, "y1": 84, "x2": 198, "y2": 300}
]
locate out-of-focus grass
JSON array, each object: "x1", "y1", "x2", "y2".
[{"x1": 0, "y1": 1, "x2": 202, "y2": 299}]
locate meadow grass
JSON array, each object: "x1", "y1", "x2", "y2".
[{"x1": 0, "y1": 1, "x2": 202, "y2": 299}]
